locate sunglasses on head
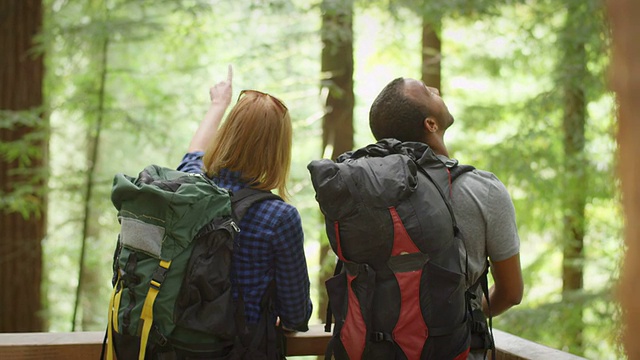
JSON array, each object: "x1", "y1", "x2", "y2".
[{"x1": 238, "y1": 89, "x2": 288, "y2": 112}]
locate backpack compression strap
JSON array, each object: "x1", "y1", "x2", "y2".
[
  {"x1": 103, "y1": 239, "x2": 129, "y2": 360},
  {"x1": 106, "y1": 272, "x2": 121, "y2": 360},
  {"x1": 138, "y1": 259, "x2": 172, "y2": 360},
  {"x1": 324, "y1": 260, "x2": 344, "y2": 333}
]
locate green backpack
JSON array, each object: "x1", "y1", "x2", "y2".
[{"x1": 104, "y1": 165, "x2": 281, "y2": 360}]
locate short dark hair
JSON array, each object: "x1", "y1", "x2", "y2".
[{"x1": 369, "y1": 77, "x2": 429, "y2": 142}]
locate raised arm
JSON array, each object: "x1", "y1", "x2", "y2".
[{"x1": 187, "y1": 65, "x2": 234, "y2": 153}]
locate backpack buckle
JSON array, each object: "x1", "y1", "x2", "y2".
[
  {"x1": 152, "y1": 325, "x2": 169, "y2": 346},
  {"x1": 151, "y1": 261, "x2": 171, "y2": 288},
  {"x1": 445, "y1": 158, "x2": 459, "y2": 168},
  {"x1": 371, "y1": 331, "x2": 391, "y2": 343}
]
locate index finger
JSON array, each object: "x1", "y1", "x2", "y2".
[{"x1": 227, "y1": 64, "x2": 233, "y2": 83}]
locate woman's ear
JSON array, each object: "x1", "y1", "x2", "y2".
[{"x1": 424, "y1": 117, "x2": 439, "y2": 133}]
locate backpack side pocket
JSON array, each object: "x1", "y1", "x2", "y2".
[
  {"x1": 175, "y1": 222, "x2": 236, "y2": 339},
  {"x1": 326, "y1": 263, "x2": 376, "y2": 360}
]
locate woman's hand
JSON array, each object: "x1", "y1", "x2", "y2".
[
  {"x1": 187, "y1": 64, "x2": 234, "y2": 153},
  {"x1": 209, "y1": 64, "x2": 233, "y2": 108}
]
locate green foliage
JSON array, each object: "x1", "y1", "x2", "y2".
[
  {"x1": 0, "y1": 109, "x2": 49, "y2": 218},
  {"x1": 0, "y1": 109, "x2": 48, "y2": 166},
  {"x1": 497, "y1": 287, "x2": 624, "y2": 358}
]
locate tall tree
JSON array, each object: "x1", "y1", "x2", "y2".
[
  {"x1": 321, "y1": 0, "x2": 355, "y2": 161},
  {"x1": 71, "y1": 0, "x2": 111, "y2": 331},
  {"x1": 608, "y1": 0, "x2": 640, "y2": 358},
  {"x1": 559, "y1": 0, "x2": 590, "y2": 352},
  {"x1": 319, "y1": 0, "x2": 355, "y2": 321},
  {"x1": 0, "y1": 0, "x2": 46, "y2": 332}
]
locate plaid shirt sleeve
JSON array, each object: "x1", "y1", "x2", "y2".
[
  {"x1": 177, "y1": 151, "x2": 205, "y2": 174},
  {"x1": 271, "y1": 203, "x2": 313, "y2": 331}
]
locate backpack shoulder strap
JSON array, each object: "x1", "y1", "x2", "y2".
[
  {"x1": 230, "y1": 188, "x2": 285, "y2": 358},
  {"x1": 414, "y1": 161, "x2": 460, "y2": 234},
  {"x1": 450, "y1": 164, "x2": 476, "y2": 183},
  {"x1": 231, "y1": 188, "x2": 282, "y2": 223}
]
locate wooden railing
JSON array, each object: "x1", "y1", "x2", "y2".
[{"x1": 0, "y1": 325, "x2": 586, "y2": 360}]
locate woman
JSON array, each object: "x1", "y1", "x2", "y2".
[{"x1": 177, "y1": 65, "x2": 312, "y2": 357}]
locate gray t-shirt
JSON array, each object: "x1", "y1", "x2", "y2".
[
  {"x1": 451, "y1": 169, "x2": 520, "y2": 359},
  {"x1": 452, "y1": 169, "x2": 520, "y2": 288}
]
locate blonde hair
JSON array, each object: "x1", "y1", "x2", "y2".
[{"x1": 203, "y1": 90, "x2": 292, "y2": 201}]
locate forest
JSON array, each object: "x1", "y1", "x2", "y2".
[{"x1": 0, "y1": 0, "x2": 631, "y2": 359}]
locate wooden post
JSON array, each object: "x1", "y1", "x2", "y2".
[
  {"x1": 0, "y1": 0, "x2": 46, "y2": 333},
  {"x1": 607, "y1": 0, "x2": 640, "y2": 359}
]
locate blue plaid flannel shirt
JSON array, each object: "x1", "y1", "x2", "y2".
[{"x1": 177, "y1": 152, "x2": 312, "y2": 330}]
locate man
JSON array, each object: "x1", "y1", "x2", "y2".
[{"x1": 369, "y1": 77, "x2": 524, "y2": 358}]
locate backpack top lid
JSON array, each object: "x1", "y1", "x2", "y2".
[
  {"x1": 307, "y1": 139, "x2": 456, "y2": 267},
  {"x1": 111, "y1": 164, "x2": 232, "y2": 260}
]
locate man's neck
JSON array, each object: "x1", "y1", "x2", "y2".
[{"x1": 425, "y1": 135, "x2": 449, "y2": 157}]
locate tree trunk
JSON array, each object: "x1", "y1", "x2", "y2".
[
  {"x1": 72, "y1": 7, "x2": 110, "y2": 331},
  {"x1": 0, "y1": 0, "x2": 46, "y2": 332},
  {"x1": 607, "y1": 0, "x2": 640, "y2": 358},
  {"x1": 319, "y1": 0, "x2": 354, "y2": 323},
  {"x1": 321, "y1": 0, "x2": 354, "y2": 161},
  {"x1": 421, "y1": 17, "x2": 441, "y2": 92},
  {"x1": 560, "y1": 1, "x2": 588, "y2": 353}
]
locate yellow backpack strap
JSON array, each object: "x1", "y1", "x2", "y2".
[
  {"x1": 107, "y1": 272, "x2": 122, "y2": 360},
  {"x1": 113, "y1": 284, "x2": 123, "y2": 331},
  {"x1": 138, "y1": 259, "x2": 172, "y2": 360}
]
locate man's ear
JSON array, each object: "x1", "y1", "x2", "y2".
[{"x1": 424, "y1": 117, "x2": 439, "y2": 133}]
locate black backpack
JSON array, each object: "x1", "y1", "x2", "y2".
[
  {"x1": 103, "y1": 165, "x2": 285, "y2": 360},
  {"x1": 308, "y1": 139, "x2": 491, "y2": 360}
]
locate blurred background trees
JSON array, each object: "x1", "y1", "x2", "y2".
[{"x1": 0, "y1": 0, "x2": 627, "y2": 358}]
